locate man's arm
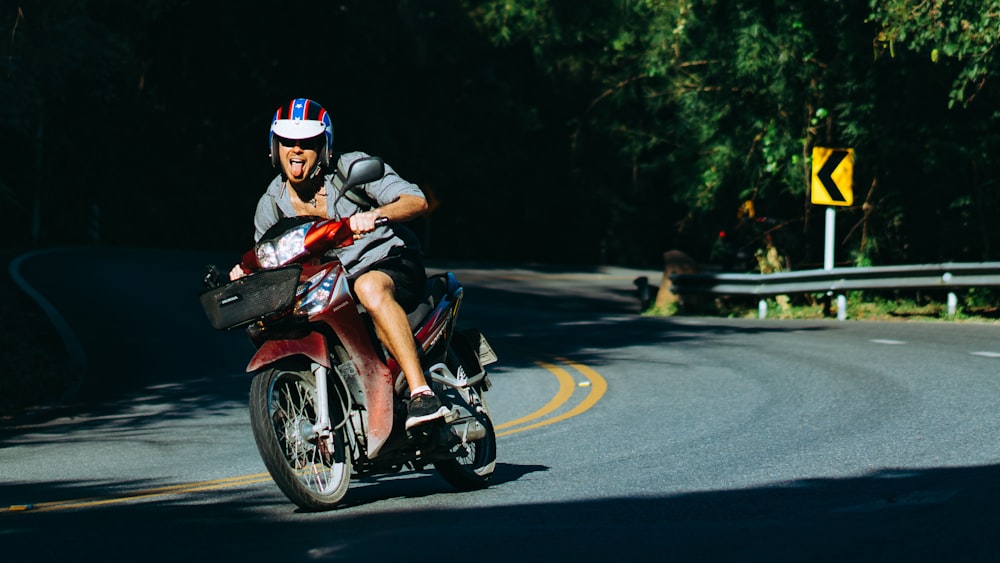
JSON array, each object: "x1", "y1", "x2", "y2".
[{"x1": 350, "y1": 193, "x2": 428, "y2": 235}]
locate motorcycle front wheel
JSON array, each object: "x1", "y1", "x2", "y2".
[{"x1": 248, "y1": 366, "x2": 352, "y2": 511}]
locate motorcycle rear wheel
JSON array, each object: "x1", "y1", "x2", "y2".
[
  {"x1": 434, "y1": 388, "x2": 497, "y2": 489},
  {"x1": 249, "y1": 366, "x2": 352, "y2": 511}
]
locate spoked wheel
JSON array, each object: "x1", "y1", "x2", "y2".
[
  {"x1": 248, "y1": 366, "x2": 352, "y2": 511},
  {"x1": 434, "y1": 386, "x2": 497, "y2": 489}
]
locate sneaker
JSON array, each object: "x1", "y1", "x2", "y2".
[{"x1": 406, "y1": 393, "x2": 449, "y2": 429}]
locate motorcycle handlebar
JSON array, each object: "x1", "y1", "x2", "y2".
[{"x1": 237, "y1": 216, "x2": 390, "y2": 276}]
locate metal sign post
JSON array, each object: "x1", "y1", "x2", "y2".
[{"x1": 824, "y1": 207, "x2": 835, "y2": 271}]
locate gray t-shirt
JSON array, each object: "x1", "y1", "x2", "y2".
[{"x1": 251, "y1": 151, "x2": 425, "y2": 276}]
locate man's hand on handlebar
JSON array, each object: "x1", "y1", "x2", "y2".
[
  {"x1": 230, "y1": 264, "x2": 247, "y2": 281},
  {"x1": 349, "y1": 209, "x2": 385, "y2": 239}
]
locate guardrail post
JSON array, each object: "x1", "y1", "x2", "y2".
[
  {"x1": 837, "y1": 295, "x2": 847, "y2": 321},
  {"x1": 634, "y1": 276, "x2": 652, "y2": 311},
  {"x1": 758, "y1": 299, "x2": 768, "y2": 319}
]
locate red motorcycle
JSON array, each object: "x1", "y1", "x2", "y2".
[{"x1": 200, "y1": 157, "x2": 498, "y2": 511}]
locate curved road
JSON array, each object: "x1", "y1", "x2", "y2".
[{"x1": 3, "y1": 247, "x2": 1000, "y2": 561}]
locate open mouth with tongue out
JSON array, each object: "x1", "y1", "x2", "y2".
[
  {"x1": 284, "y1": 155, "x2": 320, "y2": 182},
  {"x1": 289, "y1": 158, "x2": 307, "y2": 178}
]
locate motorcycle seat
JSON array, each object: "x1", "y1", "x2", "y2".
[{"x1": 406, "y1": 274, "x2": 449, "y2": 329}]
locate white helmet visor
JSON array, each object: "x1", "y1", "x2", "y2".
[{"x1": 271, "y1": 119, "x2": 327, "y2": 140}]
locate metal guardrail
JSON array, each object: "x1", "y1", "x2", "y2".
[{"x1": 670, "y1": 262, "x2": 1000, "y2": 320}]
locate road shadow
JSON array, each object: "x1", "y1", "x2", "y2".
[
  {"x1": 456, "y1": 281, "x2": 835, "y2": 371},
  {"x1": 3, "y1": 462, "x2": 999, "y2": 561},
  {"x1": 330, "y1": 462, "x2": 550, "y2": 509}
]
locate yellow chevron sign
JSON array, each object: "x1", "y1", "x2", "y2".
[{"x1": 811, "y1": 147, "x2": 854, "y2": 206}]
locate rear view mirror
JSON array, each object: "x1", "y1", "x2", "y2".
[{"x1": 344, "y1": 157, "x2": 385, "y2": 188}]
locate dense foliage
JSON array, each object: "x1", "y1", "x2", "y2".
[{"x1": 2, "y1": 0, "x2": 998, "y2": 269}]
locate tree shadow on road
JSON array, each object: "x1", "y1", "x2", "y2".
[
  {"x1": 3, "y1": 462, "x2": 999, "y2": 562},
  {"x1": 458, "y1": 281, "x2": 836, "y2": 371}
]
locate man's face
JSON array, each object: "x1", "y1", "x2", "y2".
[{"x1": 276, "y1": 134, "x2": 324, "y2": 183}]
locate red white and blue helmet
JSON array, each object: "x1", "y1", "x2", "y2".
[{"x1": 269, "y1": 98, "x2": 334, "y2": 168}]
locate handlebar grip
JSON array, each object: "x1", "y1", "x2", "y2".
[{"x1": 374, "y1": 216, "x2": 390, "y2": 227}]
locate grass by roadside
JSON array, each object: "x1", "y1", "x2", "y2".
[
  {"x1": 1, "y1": 249, "x2": 75, "y2": 420},
  {"x1": 648, "y1": 290, "x2": 1000, "y2": 322}
]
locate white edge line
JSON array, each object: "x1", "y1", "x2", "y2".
[{"x1": 970, "y1": 351, "x2": 1000, "y2": 358}]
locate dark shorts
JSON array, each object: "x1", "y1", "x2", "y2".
[{"x1": 358, "y1": 248, "x2": 427, "y2": 312}]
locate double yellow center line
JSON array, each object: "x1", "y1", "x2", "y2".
[
  {"x1": 495, "y1": 355, "x2": 607, "y2": 437},
  {"x1": 5, "y1": 474, "x2": 274, "y2": 513}
]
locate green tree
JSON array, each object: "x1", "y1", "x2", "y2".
[
  {"x1": 464, "y1": 0, "x2": 999, "y2": 266},
  {"x1": 464, "y1": 1, "x2": 880, "y2": 266},
  {"x1": 870, "y1": 0, "x2": 1000, "y2": 109},
  {"x1": 3, "y1": 1, "x2": 997, "y2": 267},
  {"x1": 869, "y1": 0, "x2": 1000, "y2": 260}
]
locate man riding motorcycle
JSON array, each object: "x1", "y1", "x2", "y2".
[{"x1": 230, "y1": 97, "x2": 448, "y2": 429}]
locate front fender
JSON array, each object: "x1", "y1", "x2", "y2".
[{"x1": 246, "y1": 331, "x2": 329, "y2": 372}]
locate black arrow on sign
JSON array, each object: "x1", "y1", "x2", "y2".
[{"x1": 817, "y1": 149, "x2": 848, "y2": 202}]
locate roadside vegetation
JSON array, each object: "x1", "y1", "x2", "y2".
[{"x1": 648, "y1": 288, "x2": 1000, "y2": 322}]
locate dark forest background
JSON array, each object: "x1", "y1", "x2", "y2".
[{"x1": 2, "y1": 0, "x2": 998, "y2": 271}]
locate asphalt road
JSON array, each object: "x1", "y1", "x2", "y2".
[{"x1": 3, "y1": 247, "x2": 1000, "y2": 561}]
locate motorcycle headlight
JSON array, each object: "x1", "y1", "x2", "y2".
[
  {"x1": 295, "y1": 266, "x2": 351, "y2": 316},
  {"x1": 256, "y1": 224, "x2": 310, "y2": 268},
  {"x1": 296, "y1": 269, "x2": 334, "y2": 316}
]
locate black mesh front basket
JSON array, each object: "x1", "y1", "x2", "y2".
[{"x1": 199, "y1": 265, "x2": 302, "y2": 330}]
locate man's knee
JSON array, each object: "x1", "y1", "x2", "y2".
[{"x1": 354, "y1": 271, "x2": 395, "y2": 308}]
